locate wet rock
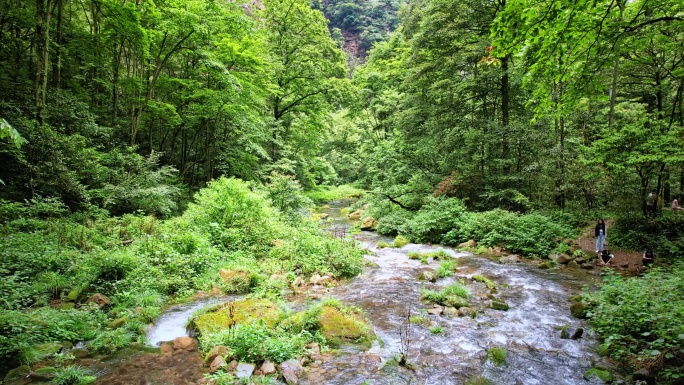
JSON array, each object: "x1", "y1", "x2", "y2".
[
  {"x1": 348, "y1": 210, "x2": 363, "y2": 220},
  {"x1": 261, "y1": 360, "x2": 276, "y2": 375},
  {"x1": 458, "y1": 240, "x2": 477, "y2": 249},
  {"x1": 307, "y1": 343, "x2": 321, "y2": 356},
  {"x1": 499, "y1": 255, "x2": 520, "y2": 264},
  {"x1": 209, "y1": 356, "x2": 227, "y2": 373},
  {"x1": 444, "y1": 296, "x2": 469, "y2": 309},
  {"x1": 173, "y1": 336, "x2": 197, "y2": 351},
  {"x1": 192, "y1": 299, "x2": 281, "y2": 335},
  {"x1": 473, "y1": 275, "x2": 496, "y2": 290},
  {"x1": 570, "y1": 302, "x2": 588, "y2": 319},
  {"x1": 206, "y1": 345, "x2": 230, "y2": 362},
  {"x1": 310, "y1": 274, "x2": 334, "y2": 286},
  {"x1": 458, "y1": 307, "x2": 475, "y2": 317},
  {"x1": 560, "y1": 328, "x2": 571, "y2": 339},
  {"x1": 538, "y1": 261, "x2": 554, "y2": 269},
  {"x1": 427, "y1": 306, "x2": 444, "y2": 315},
  {"x1": 279, "y1": 359, "x2": 304, "y2": 385},
  {"x1": 443, "y1": 307, "x2": 459, "y2": 317},
  {"x1": 581, "y1": 263, "x2": 594, "y2": 270},
  {"x1": 567, "y1": 260, "x2": 580, "y2": 269},
  {"x1": 218, "y1": 268, "x2": 250, "y2": 292},
  {"x1": 309, "y1": 274, "x2": 323, "y2": 285},
  {"x1": 85, "y1": 293, "x2": 112, "y2": 307},
  {"x1": 571, "y1": 327, "x2": 584, "y2": 339},
  {"x1": 236, "y1": 363, "x2": 255, "y2": 379},
  {"x1": 556, "y1": 254, "x2": 572, "y2": 264},
  {"x1": 490, "y1": 300, "x2": 509, "y2": 311},
  {"x1": 360, "y1": 217, "x2": 377, "y2": 230},
  {"x1": 420, "y1": 271, "x2": 437, "y2": 282},
  {"x1": 568, "y1": 295, "x2": 583, "y2": 303}
]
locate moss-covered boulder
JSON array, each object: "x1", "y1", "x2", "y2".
[
  {"x1": 192, "y1": 299, "x2": 281, "y2": 335},
  {"x1": 4, "y1": 365, "x2": 31, "y2": 385},
  {"x1": 444, "y1": 296, "x2": 469, "y2": 309},
  {"x1": 318, "y1": 305, "x2": 374, "y2": 347},
  {"x1": 218, "y1": 269, "x2": 251, "y2": 293},
  {"x1": 490, "y1": 300, "x2": 509, "y2": 311},
  {"x1": 360, "y1": 217, "x2": 378, "y2": 230},
  {"x1": 570, "y1": 302, "x2": 588, "y2": 319},
  {"x1": 348, "y1": 210, "x2": 363, "y2": 220}
]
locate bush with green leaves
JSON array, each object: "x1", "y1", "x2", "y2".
[
  {"x1": 586, "y1": 266, "x2": 684, "y2": 381},
  {"x1": 401, "y1": 197, "x2": 468, "y2": 243},
  {"x1": 610, "y1": 215, "x2": 684, "y2": 261}
]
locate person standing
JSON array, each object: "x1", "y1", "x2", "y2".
[{"x1": 595, "y1": 219, "x2": 607, "y2": 253}]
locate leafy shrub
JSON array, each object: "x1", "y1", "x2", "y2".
[
  {"x1": 264, "y1": 173, "x2": 313, "y2": 221},
  {"x1": 375, "y1": 209, "x2": 414, "y2": 236},
  {"x1": 303, "y1": 184, "x2": 365, "y2": 203},
  {"x1": 586, "y1": 266, "x2": 684, "y2": 380},
  {"x1": 611, "y1": 215, "x2": 684, "y2": 261},
  {"x1": 401, "y1": 197, "x2": 467, "y2": 243}
]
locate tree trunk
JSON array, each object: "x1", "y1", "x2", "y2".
[
  {"x1": 501, "y1": 55, "x2": 510, "y2": 173},
  {"x1": 51, "y1": 0, "x2": 63, "y2": 88},
  {"x1": 35, "y1": 0, "x2": 55, "y2": 123},
  {"x1": 608, "y1": 1, "x2": 625, "y2": 127}
]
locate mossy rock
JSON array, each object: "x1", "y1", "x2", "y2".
[
  {"x1": 568, "y1": 295, "x2": 583, "y2": 303},
  {"x1": 490, "y1": 300, "x2": 509, "y2": 311},
  {"x1": 109, "y1": 317, "x2": 128, "y2": 329},
  {"x1": 538, "y1": 261, "x2": 554, "y2": 269},
  {"x1": 32, "y1": 366, "x2": 58, "y2": 380},
  {"x1": 66, "y1": 287, "x2": 82, "y2": 301},
  {"x1": 192, "y1": 299, "x2": 281, "y2": 335},
  {"x1": 473, "y1": 275, "x2": 497, "y2": 290},
  {"x1": 444, "y1": 296, "x2": 469, "y2": 309},
  {"x1": 570, "y1": 302, "x2": 588, "y2": 319},
  {"x1": 583, "y1": 368, "x2": 613, "y2": 382},
  {"x1": 218, "y1": 269, "x2": 251, "y2": 293},
  {"x1": 318, "y1": 305, "x2": 374, "y2": 347},
  {"x1": 486, "y1": 347, "x2": 507, "y2": 366},
  {"x1": 4, "y1": 365, "x2": 31, "y2": 384}
]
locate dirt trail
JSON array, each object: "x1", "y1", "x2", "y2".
[{"x1": 575, "y1": 219, "x2": 643, "y2": 273}]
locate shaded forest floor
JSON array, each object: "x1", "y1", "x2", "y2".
[{"x1": 575, "y1": 220, "x2": 644, "y2": 274}]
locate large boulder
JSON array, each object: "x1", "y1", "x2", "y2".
[
  {"x1": 172, "y1": 337, "x2": 197, "y2": 351},
  {"x1": 260, "y1": 361, "x2": 276, "y2": 375},
  {"x1": 360, "y1": 217, "x2": 378, "y2": 230},
  {"x1": 191, "y1": 299, "x2": 281, "y2": 335},
  {"x1": 457, "y1": 240, "x2": 477, "y2": 249},
  {"x1": 236, "y1": 363, "x2": 255, "y2": 379},
  {"x1": 348, "y1": 210, "x2": 363, "y2": 220},
  {"x1": 279, "y1": 359, "x2": 304, "y2": 385},
  {"x1": 556, "y1": 254, "x2": 572, "y2": 264},
  {"x1": 499, "y1": 255, "x2": 520, "y2": 264},
  {"x1": 490, "y1": 300, "x2": 509, "y2": 311}
]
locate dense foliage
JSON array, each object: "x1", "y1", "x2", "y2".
[
  {"x1": 587, "y1": 266, "x2": 684, "y2": 381},
  {"x1": 0, "y1": 178, "x2": 363, "y2": 371}
]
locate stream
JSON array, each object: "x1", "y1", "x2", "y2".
[{"x1": 306, "y1": 200, "x2": 607, "y2": 384}]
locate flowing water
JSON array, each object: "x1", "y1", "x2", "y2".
[{"x1": 307, "y1": 200, "x2": 608, "y2": 385}]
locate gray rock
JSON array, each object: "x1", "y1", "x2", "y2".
[
  {"x1": 427, "y1": 306, "x2": 444, "y2": 315},
  {"x1": 235, "y1": 363, "x2": 255, "y2": 379},
  {"x1": 279, "y1": 359, "x2": 304, "y2": 385},
  {"x1": 567, "y1": 260, "x2": 580, "y2": 269},
  {"x1": 420, "y1": 271, "x2": 437, "y2": 282},
  {"x1": 458, "y1": 240, "x2": 477, "y2": 249},
  {"x1": 500, "y1": 255, "x2": 520, "y2": 264}
]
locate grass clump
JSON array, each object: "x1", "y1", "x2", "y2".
[
  {"x1": 393, "y1": 235, "x2": 410, "y2": 248},
  {"x1": 420, "y1": 282, "x2": 470, "y2": 306},
  {"x1": 486, "y1": 347, "x2": 507, "y2": 366},
  {"x1": 377, "y1": 241, "x2": 392, "y2": 249},
  {"x1": 408, "y1": 250, "x2": 450, "y2": 264},
  {"x1": 429, "y1": 326, "x2": 444, "y2": 334},
  {"x1": 465, "y1": 375, "x2": 492, "y2": 385},
  {"x1": 51, "y1": 365, "x2": 96, "y2": 385},
  {"x1": 436, "y1": 260, "x2": 457, "y2": 277},
  {"x1": 409, "y1": 314, "x2": 430, "y2": 326}
]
